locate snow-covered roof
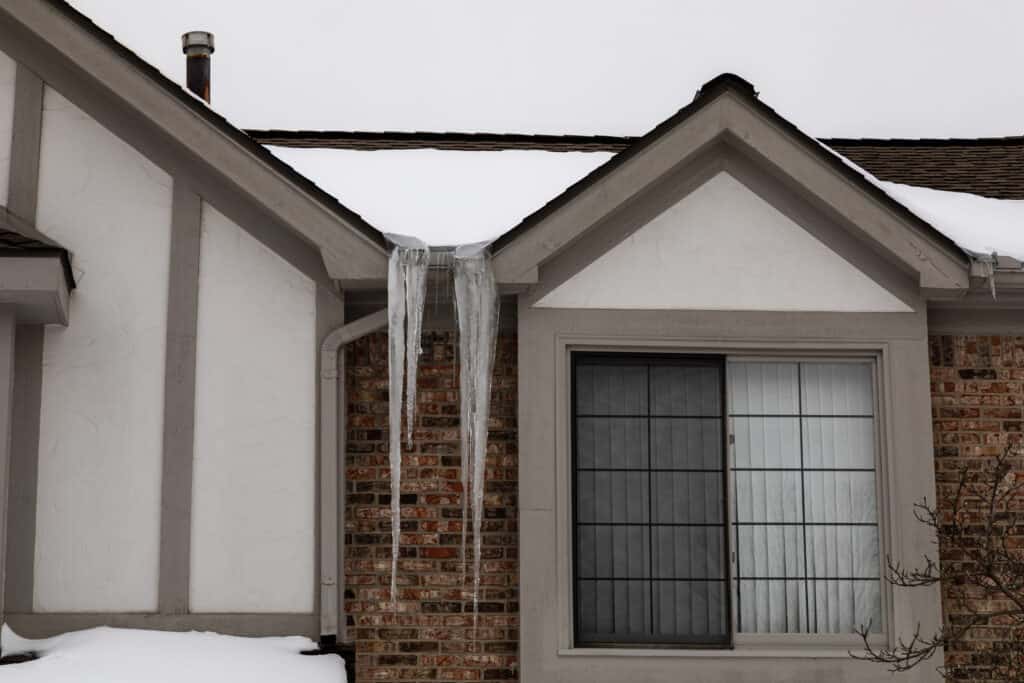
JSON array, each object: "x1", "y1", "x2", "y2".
[
  {"x1": 821, "y1": 140, "x2": 1024, "y2": 263},
  {"x1": 267, "y1": 136, "x2": 1024, "y2": 264},
  {"x1": 0, "y1": 625, "x2": 343, "y2": 683},
  {"x1": 267, "y1": 146, "x2": 612, "y2": 246},
  {"x1": 874, "y1": 180, "x2": 1024, "y2": 262}
]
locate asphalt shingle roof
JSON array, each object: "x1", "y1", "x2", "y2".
[
  {"x1": 249, "y1": 131, "x2": 1024, "y2": 200},
  {"x1": 824, "y1": 138, "x2": 1024, "y2": 199}
]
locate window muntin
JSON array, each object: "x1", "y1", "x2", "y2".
[
  {"x1": 572, "y1": 355, "x2": 729, "y2": 646},
  {"x1": 570, "y1": 354, "x2": 883, "y2": 648},
  {"x1": 728, "y1": 361, "x2": 881, "y2": 635}
]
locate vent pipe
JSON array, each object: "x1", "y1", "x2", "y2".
[{"x1": 181, "y1": 31, "x2": 215, "y2": 103}]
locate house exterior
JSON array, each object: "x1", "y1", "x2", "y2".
[{"x1": 0, "y1": 2, "x2": 1022, "y2": 682}]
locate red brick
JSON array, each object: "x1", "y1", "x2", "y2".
[{"x1": 346, "y1": 331, "x2": 518, "y2": 683}]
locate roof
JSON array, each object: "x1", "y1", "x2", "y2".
[
  {"x1": 39, "y1": 0, "x2": 386, "y2": 249},
  {"x1": 0, "y1": 207, "x2": 75, "y2": 288},
  {"x1": 486, "y1": 74, "x2": 965, "y2": 261},
  {"x1": 824, "y1": 137, "x2": 1024, "y2": 200},
  {"x1": 250, "y1": 131, "x2": 1024, "y2": 201}
]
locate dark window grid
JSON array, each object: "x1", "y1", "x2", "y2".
[
  {"x1": 729, "y1": 362, "x2": 880, "y2": 634},
  {"x1": 572, "y1": 353, "x2": 730, "y2": 647},
  {"x1": 579, "y1": 468, "x2": 874, "y2": 473},
  {"x1": 798, "y1": 364, "x2": 813, "y2": 631},
  {"x1": 578, "y1": 467, "x2": 723, "y2": 473},
  {"x1": 725, "y1": 521, "x2": 876, "y2": 527},
  {"x1": 730, "y1": 414, "x2": 873, "y2": 419},
  {"x1": 578, "y1": 414, "x2": 872, "y2": 419},
  {"x1": 728, "y1": 363, "x2": 880, "y2": 633},
  {"x1": 580, "y1": 521, "x2": 875, "y2": 527},
  {"x1": 579, "y1": 467, "x2": 873, "y2": 473},
  {"x1": 578, "y1": 414, "x2": 723, "y2": 419},
  {"x1": 577, "y1": 577, "x2": 877, "y2": 582}
]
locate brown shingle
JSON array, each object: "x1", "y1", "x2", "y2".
[
  {"x1": 251, "y1": 130, "x2": 1024, "y2": 199},
  {"x1": 824, "y1": 138, "x2": 1024, "y2": 199}
]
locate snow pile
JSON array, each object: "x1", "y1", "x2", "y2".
[
  {"x1": 874, "y1": 180, "x2": 1024, "y2": 261},
  {"x1": 0, "y1": 624, "x2": 343, "y2": 683},
  {"x1": 267, "y1": 147, "x2": 612, "y2": 245}
]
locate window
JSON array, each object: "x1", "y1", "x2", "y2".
[{"x1": 571, "y1": 354, "x2": 882, "y2": 648}]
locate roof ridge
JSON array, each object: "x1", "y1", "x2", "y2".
[{"x1": 248, "y1": 129, "x2": 1024, "y2": 153}]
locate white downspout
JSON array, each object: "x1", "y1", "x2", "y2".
[{"x1": 319, "y1": 308, "x2": 387, "y2": 644}]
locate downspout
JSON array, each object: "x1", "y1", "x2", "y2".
[{"x1": 319, "y1": 307, "x2": 388, "y2": 645}]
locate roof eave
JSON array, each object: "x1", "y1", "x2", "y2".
[{"x1": 0, "y1": 0, "x2": 389, "y2": 282}]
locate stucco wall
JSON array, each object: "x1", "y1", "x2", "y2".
[
  {"x1": 190, "y1": 203, "x2": 316, "y2": 613},
  {"x1": 536, "y1": 172, "x2": 910, "y2": 313},
  {"x1": 33, "y1": 87, "x2": 173, "y2": 611},
  {"x1": 0, "y1": 50, "x2": 16, "y2": 206}
]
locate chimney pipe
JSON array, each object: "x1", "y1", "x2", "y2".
[{"x1": 181, "y1": 31, "x2": 215, "y2": 103}]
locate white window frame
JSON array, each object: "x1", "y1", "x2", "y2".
[{"x1": 554, "y1": 342, "x2": 894, "y2": 658}]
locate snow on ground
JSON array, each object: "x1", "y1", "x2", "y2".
[
  {"x1": 268, "y1": 146, "x2": 612, "y2": 245},
  {"x1": 0, "y1": 624, "x2": 343, "y2": 683}
]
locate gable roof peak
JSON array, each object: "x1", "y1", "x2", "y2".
[{"x1": 695, "y1": 73, "x2": 759, "y2": 101}]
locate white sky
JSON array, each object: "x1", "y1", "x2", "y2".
[{"x1": 69, "y1": 0, "x2": 1024, "y2": 138}]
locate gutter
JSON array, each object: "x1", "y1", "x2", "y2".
[{"x1": 318, "y1": 308, "x2": 387, "y2": 645}]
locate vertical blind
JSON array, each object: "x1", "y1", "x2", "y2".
[
  {"x1": 573, "y1": 355, "x2": 729, "y2": 645},
  {"x1": 728, "y1": 361, "x2": 881, "y2": 634}
]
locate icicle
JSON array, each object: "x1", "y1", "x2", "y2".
[
  {"x1": 403, "y1": 249, "x2": 430, "y2": 443},
  {"x1": 453, "y1": 242, "x2": 499, "y2": 625},
  {"x1": 386, "y1": 249, "x2": 406, "y2": 606},
  {"x1": 384, "y1": 234, "x2": 430, "y2": 606}
]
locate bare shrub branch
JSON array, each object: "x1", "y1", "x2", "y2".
[{"x1": 852, "y1": 444, "x2": 1024, "y2": 681}]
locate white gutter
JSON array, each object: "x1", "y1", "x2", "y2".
[{"x1": 319, "y1": 308, "x2": 387, "y2": 643}]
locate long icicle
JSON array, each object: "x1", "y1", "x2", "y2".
[
  {"x1": 385, "y1": 236, "x2": 430, "y2": 607},
  {"x1": 453, "y1": 243, "x2": 499, "y2": 628},
  {"x1": 386, "y1": 249, "x2": 406, "y2": 606},
  {"x1": 403, "y1": 249, "x2": 430, "y2": 443}
]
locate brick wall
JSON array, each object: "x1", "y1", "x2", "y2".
[
  {"x1": 929, "y1": 334, "x2": 1024, "y2": 680},
  {"x1": 342, "y1": 329, "x2": 1002, "y2": 682},
  {"x1": 344, "y1": 331, "x2": 519, "y2": 683}
]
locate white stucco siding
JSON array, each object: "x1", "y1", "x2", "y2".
[
  {"x1": 536, "y1": 171, "x2": 912, "y2": 312},
  {"x1": 34, "y1": 88, "x2": 172, "y2": 611},
  {"x1": 190, "y1": 203, "x2": 316, "y2": 613},
  {"x1": 0, "y1": 50, "x2": 17, "y2": 205}
]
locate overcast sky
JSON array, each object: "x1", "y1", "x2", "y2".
[{"x1": 69, "y1": 0, "x2": 1024, "y2": 138}]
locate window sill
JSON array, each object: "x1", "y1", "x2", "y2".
[{"x1": 558, "y1": 645, "x2": 870, "y2": 659}]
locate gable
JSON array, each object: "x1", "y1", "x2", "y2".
[
  {"x1": 0, "y1": 2, "x2": 388, "y2": 282},
  {"x1": 535, "y1": 172, "x2": 912, "y2": 312},
  {"x1": 493, "y1": 75, "x2": 969, "y2": 294}
]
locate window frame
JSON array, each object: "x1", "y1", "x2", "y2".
[{"x1": 566, "y1": 348, "x2": 891, "y2": 652}]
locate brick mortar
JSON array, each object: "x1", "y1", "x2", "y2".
[
  {"x1": 345, "y1": 331, "x2": 518, "y2": 683},
  {"x1": 929, "y1": 334, "x2": 1024, "y2": 680}
]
